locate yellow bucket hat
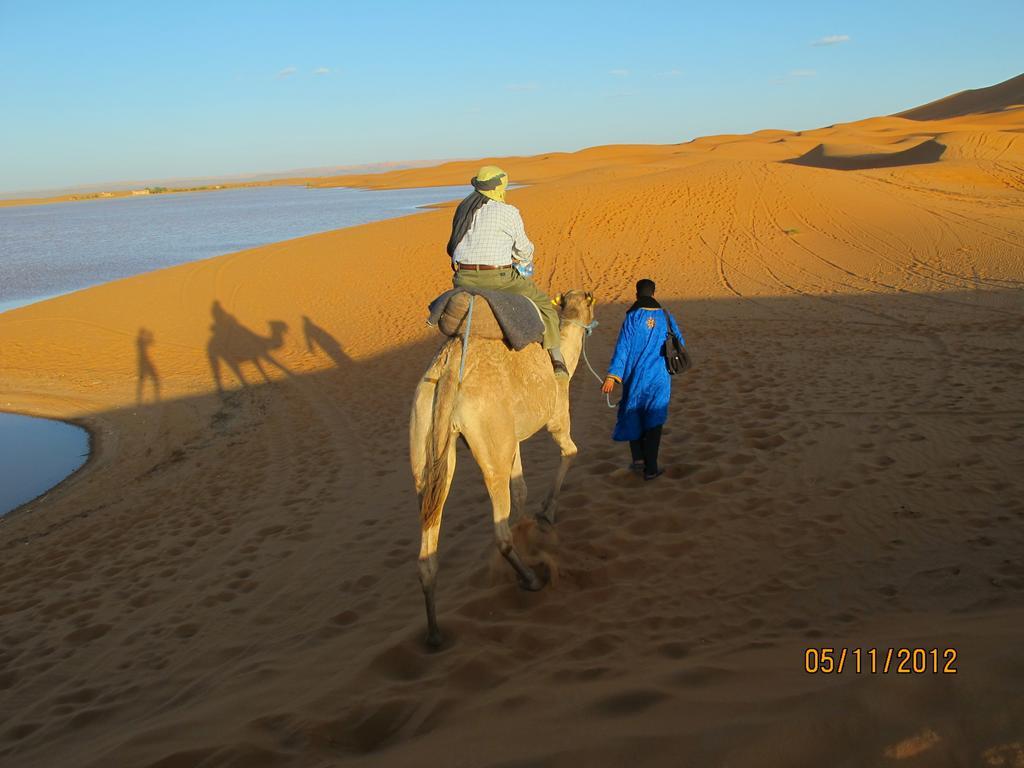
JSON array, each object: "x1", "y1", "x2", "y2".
[{"x1": 472, "y1": 165, "x2": 508, "y2": 202}]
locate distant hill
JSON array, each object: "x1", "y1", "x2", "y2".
[
  {"x1": 0, "y1": 159, "x2": 449, "y2": 200},
  {"x1": 896, "y1": 72, "x2": 1024, "y2": 121}
]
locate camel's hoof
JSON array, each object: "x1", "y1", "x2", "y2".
[
  {"x1": 534, "y1": 512, "x2": 554, "y2": 528},
  {"x1": 425, "y1": 630, "x2": 444, "y2": 650},
  {"x1": 518, "y1": 575, "x2": 544, "y2": 592},
  {"x1": 518, "y1": 564, "x2": 549, "y2": 592}
]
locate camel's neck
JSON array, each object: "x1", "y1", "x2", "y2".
[{"x1": 558, "y1": 321, "x2": 588, "y2": 379}]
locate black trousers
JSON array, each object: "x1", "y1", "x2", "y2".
[{"x1": 629, "y1": 425, "x2": 663, "y2": 475}]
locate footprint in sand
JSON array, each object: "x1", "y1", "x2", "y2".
[
  {"x1": 589, "y1": 689, "x2": 669, "y2": 717},
  {"x1": 306, "y1": 698, "x2": 418, "y2": 754},
  {"x1": 367, "y1": 639, "x2": 432, "y2": 683},
  {"x1": 5, "y1": 723, "x2": 41, "y2": 741},
  {"x1": 694, "y1": 465, "x2": 723, "y2": 485},
  {"x1": 656, "y1": 640, "x2": 691, "y2": 660},
  {"x1": 330, "y1": 610, "x2": 358, "y2": 627},
  {"x1": 665, "y1": 463, "x2": 698, "y2": 480},
  {"x1": 64, "y1": 624, "x2": 111, "y2": 645},
  {"x1": 174, "y1": 623, "x2": 199, "y2": 639}
]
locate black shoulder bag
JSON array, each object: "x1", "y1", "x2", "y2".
[{"x1": 662, "y1": 310, "x2": 691, "y2": 375}]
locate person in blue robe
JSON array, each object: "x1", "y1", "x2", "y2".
[{"x1": 601, "y1": 279, "x2": 685, "y2": 480}]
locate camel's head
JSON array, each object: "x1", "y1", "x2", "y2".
[{"x1": 553, "y1": 290, "x2": 596, "y2": 325}]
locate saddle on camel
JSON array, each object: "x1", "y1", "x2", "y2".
[{"x1": 411, "y1": 288, "x2": 597, "y2": 647}]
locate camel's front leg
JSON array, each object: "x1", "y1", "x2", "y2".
[
  {"x1": 472, "y1": 440, "x2": 544, "y2": 591},
  {"x1": 263, "y1": 353, "x2": 292, "y2": 379},
  {"x1": 539, "y1": 425, "x2": 578, "y2": 525},
  {"x1": 510, "y1": 444, "x2": 528, "y2": 521}
]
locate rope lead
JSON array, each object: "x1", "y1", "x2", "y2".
[
  {"x1": 458, "y1": 295, "x2": 475, "y2": 383},
  {"x1": 568, "y1": 319, "x2": 618, "y2": 409}
]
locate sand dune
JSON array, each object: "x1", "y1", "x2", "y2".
[
  {"x1": 1, "y1": 77, "x2": 1023, "y2": 767},
  {"x1": 785, "y1": 138, "x2": 947, "y2": 170},
  {"x1": 897, "y1": 72, "x2": 1024, "y2": 120}
]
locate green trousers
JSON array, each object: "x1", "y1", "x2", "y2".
[{"x1": 453, "y1": 267, "x2": 561, "y2": 351}]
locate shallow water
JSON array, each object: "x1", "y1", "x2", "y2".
[
  {"x1": 0, "y1": 412, "x2": 90, "y2": 516},
  {"x1": 0, "y1": 182, "x2": 464, "y2": 513},
  {"x1": 0, "y1": 184, "x2": 464, "y2": 312}
]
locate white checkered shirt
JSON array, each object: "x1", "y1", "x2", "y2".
[{"x1": 452, "y1": 200, "x2": 535, "y2": 267}]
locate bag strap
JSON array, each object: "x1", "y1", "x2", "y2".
[{"x1": 661, "y1": 309, "x2": 678, "y2": 340}]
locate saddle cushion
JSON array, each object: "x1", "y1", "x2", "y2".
[{"x1": 427, "y1": 289, "x2": 544, "y2": 351}]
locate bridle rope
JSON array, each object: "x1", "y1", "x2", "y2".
[{"x1": 565, "y1": 319, "x2": 618, "y2": 408}]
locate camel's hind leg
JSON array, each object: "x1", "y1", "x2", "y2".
[
  {"x1": 467, "y1": 435, "x2": 544, "y2": 591},
  {"x1": 418, "y1": 437, "x2": 455, "y2": 648},
  {"x1": 226, "y1": 359, "x2": 249, "y2": 390},
  {"x1": 539, "y1": 422, "x2": 578, "y2": 525},
  {"x1": 410, "y1": 343, "x2": 461, "y2": 647}
]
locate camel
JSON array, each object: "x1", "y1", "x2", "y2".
[
  {"x1": 410, "y1": 289, "x2": 596, "y2": 647},
  {"x1": 206, "y1": 300, "x2": 290, "y2": 393}
]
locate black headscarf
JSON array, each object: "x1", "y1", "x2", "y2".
[
  {"x1": 447, "y1": 190, "x2": 488, "y2": 257},
  {"x1": 628, "y1": 295, "x2": 661, "y2": 312},
  {"x1": 446, "y1": 174, "x2": 506, "y2": 257}
]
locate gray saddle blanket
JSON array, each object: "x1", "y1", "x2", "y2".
[{"x1": 427, "y1": 289, "x2": 544, "y2": 351}]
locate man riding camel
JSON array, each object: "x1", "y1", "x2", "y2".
[{"x1": 447, "y1": 165, "x2": 568, "y2": 378}]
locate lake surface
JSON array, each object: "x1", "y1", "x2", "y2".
[
  {"x1": 0, "y1": 183, "x2": 465, "y2": 313},
  {"x1": 0, "y1": 182, "x2": 464, "y2": 514},
  {"x1": 0, "y1": 413, "x2": 90, "y2": 516}
]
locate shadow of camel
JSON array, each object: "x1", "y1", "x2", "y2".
[
  {"x1": 206, "y1": 300, "x2": 291, "y2": 393},
  {"x1": 302, "y1": 315, "x2": 352, "y2": 368},
  {"x1": 784, "y1": 139, "x2": 946, "y2": 171},
  {"x1": 136, "y1": 327, "x2": 161, "y2": 404}
]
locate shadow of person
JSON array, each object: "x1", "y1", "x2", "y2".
[
  {"x1": 206, "y1": 300, "x2": 292, "y2": 394},
  {"x1": 136, "y1": 327, "x2": 161, "y2": 404},
  {"x1": 302, "y1": 315, "x2": 352, "y2": 368}
]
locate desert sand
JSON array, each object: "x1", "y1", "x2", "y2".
[{"x1": 1, "y1": 75, "x2": 1023, "y2": 767}]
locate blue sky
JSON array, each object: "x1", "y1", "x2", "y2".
[{"x1": 0, "y1": 0, "x2": 1020, "y2": 192}]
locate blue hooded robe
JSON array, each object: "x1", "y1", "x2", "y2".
[{"x1": 607, "y1": 307, "x2": 685, "y2": 442}]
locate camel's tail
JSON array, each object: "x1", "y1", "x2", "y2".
[{"x1": 420, "y1": 341, "x2": 462, "y2": 530}]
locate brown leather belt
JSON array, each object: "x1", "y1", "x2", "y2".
[{"x1": 456, "y1": 263, "x2": 512, "y2": 271}]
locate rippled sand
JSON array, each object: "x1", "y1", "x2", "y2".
[{"x1": 1, "y1": 75, "x2": 1022, "y2": 767}]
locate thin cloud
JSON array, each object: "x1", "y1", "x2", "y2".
[
  {"x1": 313, "y1": 67, "x2": 331, "y2": 76},
  {"x1": 657, "y1": 69, "x2": 684, "y2": 78},
  {"x1": 609, "y1": 68, "x2": 631, "y2": 77},
  {"x1": 772, "y1": 69, "x2": 817, "y2": 85},
  {"x1": 276, "y1": 66, "x2": 298, "y2": 79},
  {"x1": 812, "y1": 34, "x2": 850, "y2": 46},
  {"x1": 505, "y1": 82, "x2": 539, "y2": 92}
]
